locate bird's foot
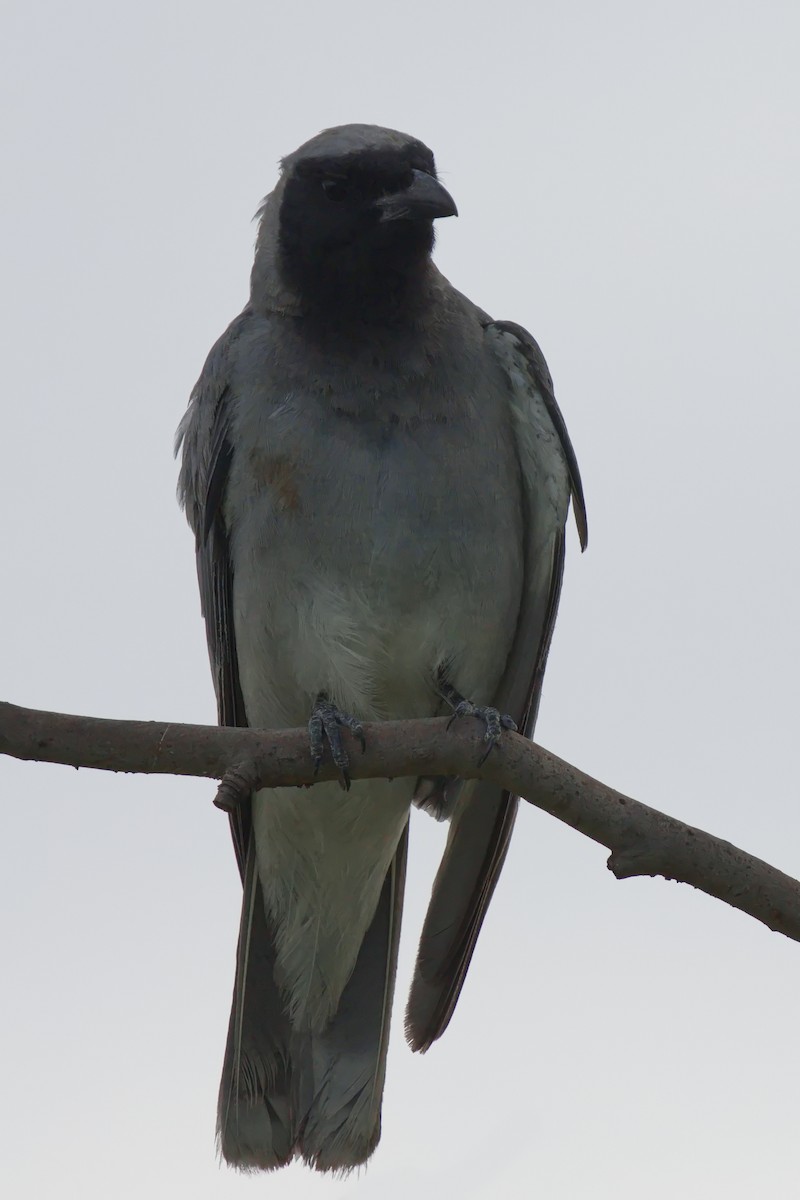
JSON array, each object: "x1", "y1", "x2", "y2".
[
  {"x1": 308, "y1": 694, "x2": 366, "y2": 790},
  {"x1": 438, "y1": 679, "x2": 517, "y2": 766}
]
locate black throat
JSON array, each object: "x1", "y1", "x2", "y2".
[
  {"x1": 279, "y1": 219, "x2": 436, "y2": 331},
  {"x1": 277, "y1": 164, "x2": 438, "y2": 333}
]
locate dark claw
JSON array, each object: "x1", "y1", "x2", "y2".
[
  {"x1": 309, "y1": 712, "x2": 325, "y2": 773},
  {"x1": 307, "y1": 695, "x2": 365, "y2": 790},
  {"x1": 445, "y1": 697, "x2": 517, "y2": 765}
]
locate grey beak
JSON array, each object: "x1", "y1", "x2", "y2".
[{"x1": 376, "y1": 169, "x2": 458, "y2": 222}]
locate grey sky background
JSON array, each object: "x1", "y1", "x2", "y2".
[{"x1": 2, "y1": 1, "x2": 799, "y2": 1196}]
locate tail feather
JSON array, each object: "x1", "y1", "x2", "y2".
[
  {"x1": 218, "y1": 824, "x2": 409, "y2": 1173},
  {"x1": 298, "y1": 823, "x2": 408, "y2": 1170},
  {"x1": 217, "y1": 843, "x2": 293, "y2": 1170}
]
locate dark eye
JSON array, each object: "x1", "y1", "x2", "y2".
[{"x1": 321, "y1": 178, "x2": 350, "y2": 202}]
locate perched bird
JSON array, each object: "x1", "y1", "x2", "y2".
[{"x1": 177, "y1": 123, "x2": 586, "y2": 1173}]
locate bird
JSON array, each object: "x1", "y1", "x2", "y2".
[{"x1": 176, "y1": 123, "x2": 586, "y2": 1174}]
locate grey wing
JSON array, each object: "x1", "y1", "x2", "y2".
[
  {"x1": 176, "y1": 313, "x2": 252, "y2": 875},
  {"x1": 405, "y1": 319, "x2": 587, "y2": 1052},
  {"x1": 493, "y1": 320, "x2": 587, "y2": 560},
  {"x1": 484, "y1": 318, "x2": 587, "y2": 737},
  {"x1": 177, "y1": 313, "x2": 296, "y2": 1166}
]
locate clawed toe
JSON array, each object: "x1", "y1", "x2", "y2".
[
  {"x1": 445, "y1": 696, "x2": 517, "y2": 765},
  {"x1": 308, "y1": 695, "x2": 366, "y2": 789}
]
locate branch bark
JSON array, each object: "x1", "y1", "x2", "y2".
[{"x1": 2, "y1": 699, "x2": 798, "y2": 944}]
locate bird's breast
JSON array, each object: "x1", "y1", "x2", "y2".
[{"x1": 228, "y1": 383, "x2": 524, "y2": 727}]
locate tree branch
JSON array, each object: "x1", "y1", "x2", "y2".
[{"x1": 2, "y1": 699, "x2": 799, "y2": 944}]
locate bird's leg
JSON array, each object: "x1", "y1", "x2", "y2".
[
  {"x1": 307, "y1": 693, "x2": 366, "y2": 790},
  {"x1": 436, "y1": 673, "x2": 517, "y2": 767}
]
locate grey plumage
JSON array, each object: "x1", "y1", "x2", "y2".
[{"x1": 177, "y1": 123, "x2": 586, "y2": 1172}]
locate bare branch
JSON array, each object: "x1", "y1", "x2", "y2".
[{"x1": 2, "y1": 699, "x2": 799, "y2": 944}]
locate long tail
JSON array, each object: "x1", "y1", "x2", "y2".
[{"x1": 217, "y1": 825, "x2": 409, "y2": 1172}]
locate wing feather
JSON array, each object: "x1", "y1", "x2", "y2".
[
  {"x1": 177, "y1": 315, "x2": 251, "y2": 873},
  {"x1": 177, "y1": 313, "x2": 297, "y2": 1165},
  {"x1": 406, "y1": 319, "x2": 585, "y2": 1052}
]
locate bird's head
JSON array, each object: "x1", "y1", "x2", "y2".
[{"x1": 255, "y1": 125, "x2": 457, "y2": 323}]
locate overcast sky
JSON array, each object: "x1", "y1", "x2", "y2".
[{"x1": 3, "y1": 1, "x2": 800, "y2": 1196}]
